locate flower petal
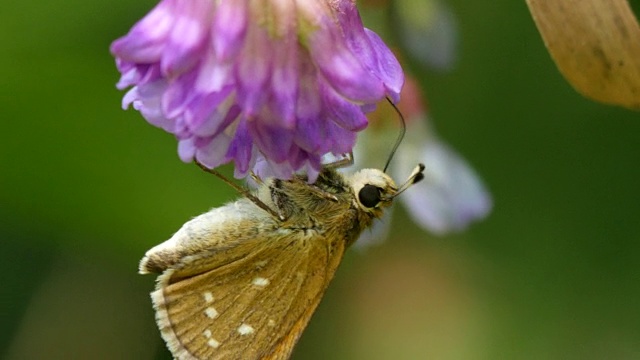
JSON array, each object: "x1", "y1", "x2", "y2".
[
  {"x1": 321, "y1": 84, "x2": 368, "y2": 131},
  {"x1": 307, "y1": 17, "x2": 385, "y2": 102},
  {"x1": 396, "y1": 139, "x2": 492, "y2": 235},
  {"x1": 178, "y1": 137, "x2": 196, "y2": 162},
  {"x1": 225, "y1": 118, "x2": 255, "y2": 177},
  {"x1": 110, "y1": 0, "x2": 177, "y2": 63},
  {"x1": 161, "y1": 69, "x2": 198, "y2": 119},
  {"x1": 269, "y1": 33, "x2": 300, "y2": 128},
  {"x1": 234, "y1": 24, "x2": 272, "y2": 115},
  {"x1": 183, "y1": 87, "x2": 233, "y2": 136},
  {"x1": 335, "y1": 3, "x2": 403, "y2": 101},
  {"x1": 211, "y1": 0, "x2": 248, "y2": 62},
  {"x1": 364, "y1": 29, "x2": 404, "y2": 103},
  {"x1": 160, "y1": 0, "x2": 213, "y2": 76},
  {"x1": 249, "y1": 120, "x2": 294, "y2": 164},
  {"x1": 195, "y1": 132, "x2": 233, "y2": 169}
]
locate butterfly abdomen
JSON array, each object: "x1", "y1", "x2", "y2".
[{"x1": 139, "y1": 199, "x2": 278, "y2": 274}]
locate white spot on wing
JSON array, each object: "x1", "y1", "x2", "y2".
[
  {"x1": 268, "y1": 319, "x2": 276, "y2": 327},
  {"x1": 203, "y1": 291, "x2": 214, "y2": 303},
  {"x1": 252, "y1": 277, "x2": 270, "y2": 287},
  {"x1": 208, "y1": 338, "x2": 220, "y2": 348},
  {"x1": 205, "y1": 307, "x2": 219, "y2": 319},
  {"x1": 237, "y1": 323, "x2": 255, "y2": 335},
  {"x1": 203, "y1": 329, "x2": 212, "y2": 338}
]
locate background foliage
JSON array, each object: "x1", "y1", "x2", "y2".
[{"x1": 2, "y1": 1, "x2": 639, "y2": 359}]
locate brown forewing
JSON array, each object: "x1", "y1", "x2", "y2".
[{"x1": 152, "y1": 227, "x2": 348, "y2": 360}]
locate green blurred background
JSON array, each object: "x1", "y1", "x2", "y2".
[{"x1": 2, "y1": 0, "x2": 640, "y2": 359}]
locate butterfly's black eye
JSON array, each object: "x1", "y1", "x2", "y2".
[{"x1": 358, "y1": 184, "x2": 382, "y2": 208}]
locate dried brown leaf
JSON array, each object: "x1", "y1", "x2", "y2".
[{"x1": 527, "y1": 0, "x2": 640, "y2": 110}]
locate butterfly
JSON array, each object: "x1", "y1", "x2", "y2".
[{"x1": 139, "y1": 159, "x2": 424, "y2": 359}]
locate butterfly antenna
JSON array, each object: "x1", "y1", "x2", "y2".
[
  {"x1": 390, "y1": 163, "x2": 426, "y2": 199},
  {"x1": 383, "y1": 97, "x2": 406, "y2": 173}
]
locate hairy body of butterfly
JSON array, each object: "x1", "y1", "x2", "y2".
[{"x1": 140, "y1": 165, "x2": 423, "y2": 360}]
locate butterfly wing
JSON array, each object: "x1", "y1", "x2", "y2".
[{"x1": 148, "y1": 200, "x2": 348, "y2": 360}]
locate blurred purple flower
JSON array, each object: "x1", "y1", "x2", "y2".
[
  {"x1": 392, "y1": 0, "x2": 458, "y2": 71},
  {"x1": 354, "y1": 118, "x2": 491, "y2": 244},
  {"x1": 392, "y1": 122, "x2": 492, "y2": 235},
  {"x1": 352, "y1": 77, "x2": 491, "y2": 243},
  {"x1": 111, "y1": 0, "x2": 403, "y2": 180}
]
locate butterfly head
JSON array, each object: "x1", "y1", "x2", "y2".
[{"x1": 349, "y1": 163, "x2": 426, "y2": 217}]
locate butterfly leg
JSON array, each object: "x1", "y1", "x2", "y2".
[
  {"x1": 324, "y1": 152, "x2": 354, "y2": 169},
  {"x1": 250, "y1": 171, "x2": 264, "y2": 185},
  {"x1": 194, "y1": 161, "x2": 285, "y2": 221},
  {"x1": 290, "y1": 177, "x2": 339, "y2": 202}
]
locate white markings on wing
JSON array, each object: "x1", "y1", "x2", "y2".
[
  {"x1": 203, "y1": 329, "x2": 220, "y2": 348},
  {"x1": 252, "y1": 277, "x2": 270, "y2": 287},
  {"x1": 237, "y1": 323, "x2": 255, "y2": 335},
  {"x1": 205, "y1": 307, "x2": 219, "y2": 319},
  {"x1": 207, "y1": 338, "x2": 220, "y2": 348}
]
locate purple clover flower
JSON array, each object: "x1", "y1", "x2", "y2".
[{"x1": 111, "y1": 0, "x2": 403, "y2": 181}]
